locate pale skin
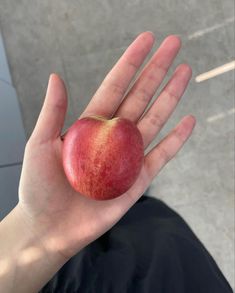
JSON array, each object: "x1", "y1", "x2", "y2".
[{"x1": 0, "y1": 32, "x2": 196, "y2": 292}]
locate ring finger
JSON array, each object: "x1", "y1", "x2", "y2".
[{"x1": 138, "y1": 63, "x2": 192, "y2": 148}]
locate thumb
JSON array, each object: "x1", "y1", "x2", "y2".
[{"x1": 31, "y1": 74, "x2": 68, "y2": 143}]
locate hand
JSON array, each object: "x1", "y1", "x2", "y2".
[{"x1": 18, "y1": 32, "x2": 196, "y2": 261}]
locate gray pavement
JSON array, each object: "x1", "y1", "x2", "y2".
[
  {"x1": 0, "y1": 0, "x2": 234, "y2": 287},
  {"x1": 0, "y1": 31, "x2": 25, "y2": 219}
]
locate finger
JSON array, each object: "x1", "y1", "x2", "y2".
[
  {"x1": 138, "y1": 64, "x2": 192, "y2": 148},
  {"x1": 31, "y1": 74, "x2": 68, "y2": 143},
  {"x1": 81, "y1": 31, "x2": 155, "y2": 118},
  {"x1": 115, "y1": 35, "x2": 181, "y2": 121},
  {"x1": 144, "y1": 115, "x2": 196, "y2": 179},
  {"x1": 95, "y1": 115, "x2": 195, "y2": 226},
  {"x1": 98, "y1": 116, "x2": 196, "y2": 220}
]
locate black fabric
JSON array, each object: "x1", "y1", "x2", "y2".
[{"x1": 40, "y1": 196, "x2": 232, "y2": 293}]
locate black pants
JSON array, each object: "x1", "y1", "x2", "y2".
[{"x1": 40, "y1": 196, "x2": 232, "y2": 293}]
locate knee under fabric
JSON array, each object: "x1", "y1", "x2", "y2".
[{"x1": 40, "y1": 196, "x2": 232, "y2": 293}]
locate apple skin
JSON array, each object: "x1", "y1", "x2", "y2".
[{"x1": 62, "y1": 116, "x2": 144, "y2": 200}]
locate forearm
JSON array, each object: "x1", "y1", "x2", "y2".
[{"x1": 0, "y1": 204, "x2": 66, "y2": 293}]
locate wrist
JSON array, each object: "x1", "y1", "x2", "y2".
[
  {"x1": 15, "y1": 203, "x2": 65, "y2": 262},
  {"x1": 17, "y1": 201, "x2": 78, "y2": 262},
  {"x1": 0, "y1": 204, "x2": 66, "y2": 292}
]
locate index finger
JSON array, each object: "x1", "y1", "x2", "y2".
[{"x1": 81, "y1": 32, "x2": 155, "y2": 118}]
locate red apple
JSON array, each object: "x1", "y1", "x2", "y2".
[{"x1": 62, "y1": 115, "x2": 144, "y2": 200}]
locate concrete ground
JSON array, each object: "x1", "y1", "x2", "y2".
[{"x1": 0, "y1": 0, "x2": 234, "y2": 288}]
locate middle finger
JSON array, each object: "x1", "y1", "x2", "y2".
[{"x1": 115, "y1": 35, "x2": 181, "y2": 122}]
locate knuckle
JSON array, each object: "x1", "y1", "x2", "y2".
[
  {"x1": 146, "y1": 71, "x2": 158, "y2": 83},
  {"x1": 24, "y1": 135, "x2": 45, "y2": 151},
  {"x1": 145, "y1": 112, "x2": 164, "y2": 129},
  {"x1": 158, "y1": 146, "x2": 171, "y2": 163},
  {"x1": 126, "y1": 58, "x2": 139, "y2": 71},
  {"x1": 100, "y1": 77, "x2": 125, "y2": 98},
  {"x1": 25, "y1": 138, "x2": 34, "y2": 152},
  {"x1": 165, "y1": 90, "x2": 179, "y2": 103},
  {"x1": 135, "y1": 87, "x2": 151, "y2": 103},
  {"x1": 153, "y1": 62, "x2": 168, "y2": 75},
  {"x1": 108, "y1": 82, "x2": 125, "y2": 97},
  {"x1": 113, "y1": 84, "x2": 124, "y2": 96},
  {"x1": 173, "y1": 128, "x2": 184, "y2": 143}
]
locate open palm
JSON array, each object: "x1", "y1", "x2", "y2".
[{"x1": 18, "y1": 32, "x2": 195, "y2": 260}]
